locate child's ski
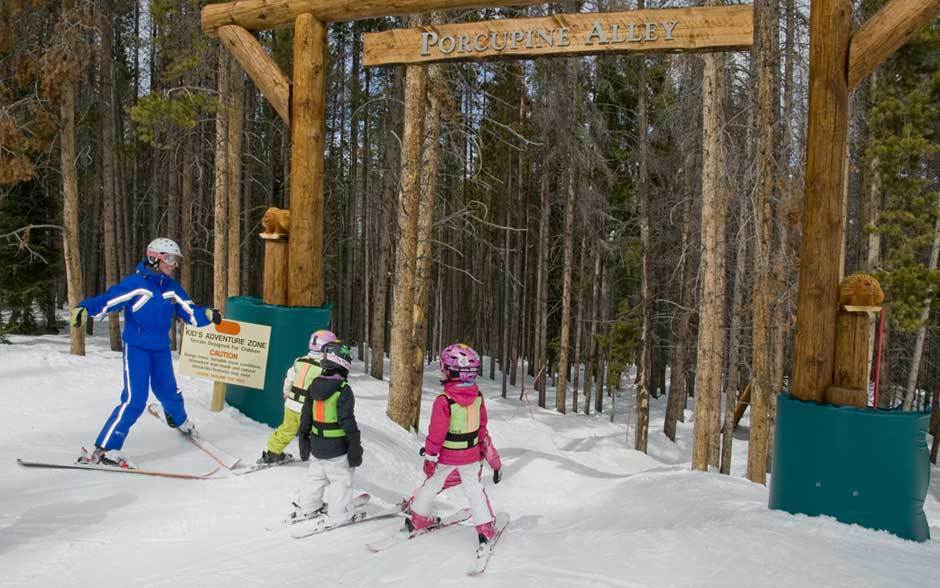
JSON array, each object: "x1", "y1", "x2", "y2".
[
  {"x1": 232, "y1": 455, "x2": 299, "y2": 476},
  {"x1": 283, "y1": 493, "x2": 372, "y2": 526},
  {"x1": 147, "y1": 403, "x2": 241, "y2": 469},
  {"x1": 16, "y1": 458, "x2": 219, "y2": 480},
  {"x1": 366, "y1": 508, "x2": 472, "y2": 553},
  {"x1": 467, "y1": 513, "x2": 510, "y2": 576},
  {"x1": 291, "y1": 507, "x2": 406, "y2": 539}
]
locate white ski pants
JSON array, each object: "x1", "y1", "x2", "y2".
[
  {"x1": 412, "y1": 462, "x2": 494, "y2": 526},
  {"x1": 297, "y1": 455, "x2": 355, "y2": 523}
]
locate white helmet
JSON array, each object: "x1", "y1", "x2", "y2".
[{"x1": 146, "y1": 238, "x2": 182, "y2": 267}]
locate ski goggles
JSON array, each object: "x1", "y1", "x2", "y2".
[{"x1": 149, "y1": 252, "x2": 181, "y2": 267}]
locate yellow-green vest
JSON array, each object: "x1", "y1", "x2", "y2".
[
  {"x1": 290, "y1": 357, "x2": 321, "y2": 404},
  {"x1": 443, "y1": 394, "x2": 482, "y2": 449},
  {"x1": 310, "y1": 385, "x2": 347, "y2": 438}
]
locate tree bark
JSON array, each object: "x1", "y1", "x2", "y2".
[
  {"x1": 901, "y1": 195, "x2": 940, "y2": 411},
  {"x1": 635, "y1": 19, "x2": 651, "y2": 452},
  {"x1": 387, "y1": 60, "x2": 427, "y2": 430},
  {"x1": 409, "y1": 61, "x2": 443, "y2": 429},
  {"x1": 99, "y1": 2, "x2": 122, "y2": 352},
  {"x1": 556, "y1": 153, "x2": 577, "y2": 415},
  {"x1": 227, "y1": 58, "x2": 245, "y2": 299},
  {"x1": 572, "y1": 235, "x2": 587, "y2": 414},
  {"x1": 691, "y1": 49, "x2": 730, "y2": 471},
  {"x1": 585, "y1": 242, "x2": 601, "y2": 415},
  {"x1": 535, "y1": 154, "x2": 551, "y2": 407},
  {"x1": 370, "y1": 68, "x2": 403, "y2": 381},
  {"x1": 288, "y1": 14, "x2": 327, "y2": 307},
  {"x1": 213, "y1": 48, "x2": 230, "y2": 311},
  {"x1": 748, "y1": 0, "x2": 779, "y2": 485},
  {"x1": 61, "y1": 81, "x2": 85, "y2": 356}
]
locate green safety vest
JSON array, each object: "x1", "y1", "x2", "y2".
[
  {"x1": 310, "y1": 385, "x2": 347, "y2": 438},
  {"x1": 443, "y1": 394, "x2": 482, "y2": 450},
  {"x1": 289, "y1": 357, "x2": 321, "y2": 404}
]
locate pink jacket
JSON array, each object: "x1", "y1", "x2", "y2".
[{"x1": 424, "y1": 381, "x2": 500, "y2": 469}]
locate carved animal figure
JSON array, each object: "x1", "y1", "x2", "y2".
[
  {"x1": 262, "y1": 207, "x2": 290, "y2": 236},
  {"x1": 839, "y1": 273, "x2": 884, "y2": 308}
]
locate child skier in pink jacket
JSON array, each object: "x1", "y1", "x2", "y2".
[{"x1": 407, "y1": 343, "x2": 502, "y2": 547}]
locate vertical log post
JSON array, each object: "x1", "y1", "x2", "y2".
[
  {"x1": 791, "y1": 0, "x2": 852, "y2": 403},
  {"x1": 262, "y1": 234, "x2": 289, "y2": 305},
  {"x1": 827, "y1": 274, "x2": 883, "y2": 407},
  {"x1": 288, "y1": 14, "x2": 327, "y2": 307}
]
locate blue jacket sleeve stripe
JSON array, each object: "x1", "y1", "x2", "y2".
[{"x1": 162, "y1": 290, "x2": 205, "y2": 327}]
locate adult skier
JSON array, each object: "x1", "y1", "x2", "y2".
[
  {"x1": 405, "y1": 343, "x2": 503, "y2": 548},
  {"x1": 70, "y1": 238, "x2": 221, "y2": 467}
]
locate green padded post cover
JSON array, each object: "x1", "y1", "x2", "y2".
[
  {"x1": 769, "y1": 394, "x2": 931, "y2": 542},
  {"x1": 222, "y1": 296, "x2": 332, "y2": 428}
]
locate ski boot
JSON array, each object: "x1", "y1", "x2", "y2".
[
  {"x1": 77, "y1": 447, "x2": 136, "y2": 469},
  {"x1": 258, "y1": 450, "x2": 292, "y2": 465}
]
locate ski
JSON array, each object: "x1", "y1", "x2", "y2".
[
  {"x1": 232, "y1": 455, "x2": 299, "y2": 476},
  {"x1": 283, "y1": 492, "x2": 372, "y2": 526},
  {"x1": 467, "y1": 512, "x2": 510, "y2": 576},
  {"x1": 147, "y1": 403, "x2": 241, "y2": 469},
  {"x1": 16, "y1": 458, "x2": 219, "y2": 480},
  {"x1": 292, "y1": 507, "x2": 406, "y2": 539},
  {"x1": 366, "y1": 508, "x2": 472, "y2": 553}
]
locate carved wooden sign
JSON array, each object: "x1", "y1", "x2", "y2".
[{"x1": 363, "y1": 5, "x2": 753, "y2": 67}]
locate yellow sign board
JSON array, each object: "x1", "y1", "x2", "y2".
[{"x1": 180, "y1": 320, "x2": 272, "y2": 390}]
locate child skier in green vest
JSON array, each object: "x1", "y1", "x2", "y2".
[
  {"x1": 259, "y1": 329, "x2": 337, "y2": 464},
  {"x1": 292, "y1": 340, "x2": 363, "y2": 525}
]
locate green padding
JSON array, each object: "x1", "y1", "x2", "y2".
[
  {"x1": 769, "y1": 394, "x2": 931, "y2": 542},
  {"x1": 222, "y1": 296, "x2": 332, "y2": 428}
]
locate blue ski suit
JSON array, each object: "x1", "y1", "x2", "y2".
[{"x1": 79, "y1": 261, "x2": 212, "y2": 450}]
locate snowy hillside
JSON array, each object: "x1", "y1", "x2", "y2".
[{"x1": 1, "y1": 330, "x2": 938, "y2": 587}]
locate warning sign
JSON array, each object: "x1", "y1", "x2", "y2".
[{"x1": 179, "y1": 320, "x2": 271, "y2": 390}]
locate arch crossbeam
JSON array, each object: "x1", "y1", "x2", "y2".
[{"x1": 202, "y1": 0, "x2": 551, "y2": 35}]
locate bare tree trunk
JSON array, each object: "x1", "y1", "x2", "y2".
[
  {"x1": 99, "y1": 3, "x2": 122, "y2": 351},
  {"x1": 748, "y1": 0, "x2": 778, "y2": 485},
  {"x1": 635, "y1": 21, "x2": 651, "y2": 453},
  {"x1": 572, "y1": 235, "x2": 587, "y2": 414},
  {"x1": 902, "y1": 196, "x2": 940, "y2": 411},
  {"x1": 180, "y1": 133, "x2": 194, "y2": 293},
  {"x1": 62, "y1": 81, "x2": 85, "y2": 356},
  {"x1": 535, "y1": 158, "x2": 551, "y2": 407},
  {"x1": 370, "y1": 69, "x2": 402, "y2": 380},
  {"x1": 409, "y1": 61, "x2": 443, "y2": 429},
  {"x1": 213, "y1": 49, "x2": 230, "y2": 310},
  {"x1": 509, "y1": 92, "x2": 525, "y2": 388},
  {"x1": 691, "y1": 49, "x2": 730, "y2": 471},
  {"x1": 387, "y1": 61, "x2": 427, "y2": 430},
  {"x1": 664, "y1": 170, "x2": 697, "y2": 439},
  {"x1": 226, "y1": 59, "x2": 244, "y2": 300},
  {"x1": 556, "y1": 157, "x2": 577, "y2": 415},
  {"x1": 585, "y1": 243, "x2": 600, "y2": 415}
]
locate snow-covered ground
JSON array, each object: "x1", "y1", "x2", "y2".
[{"x1": 1, "y1": 329, "x2": 938, "y2": 587}]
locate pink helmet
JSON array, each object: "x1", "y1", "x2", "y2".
[
  {"x1": 309, "y1": 329, "x2": 337, "y2": 353},
  {"x1": 439, "y1": 343, "x2": 481, "y2": 383}
]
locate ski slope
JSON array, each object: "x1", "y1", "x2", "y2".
[{"x1": 1, "y1": 330, "x2": 938, "y2": 587}]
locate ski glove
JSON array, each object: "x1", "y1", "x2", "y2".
[
  {"x1": 206, "y1": 308, "x2": 223, "y2": 325},
  {"x1": 420, "y1": 448, "x2": 438, "y2": 478},
  {"x1": 70, "y1": 306, "x2": 88, "y2": 329},
  {"x1": 493, "y1": 469, "x2": 502, "y2": 484}
]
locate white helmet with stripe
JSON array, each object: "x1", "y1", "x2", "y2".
[{"x1": 146, "y1": 238, "x2": 182, "y2": 267}]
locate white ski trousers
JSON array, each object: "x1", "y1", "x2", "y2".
[
  {"x1": 297, "y1": 455, "x2": 355, "y2": 523},
  {"x1": 412, "y1": 462, "x2": 494, "y2": 526}
]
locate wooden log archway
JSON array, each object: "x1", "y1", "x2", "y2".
[{"x1": 201, "y1": 0, "x2": 940, "y2": 399}]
